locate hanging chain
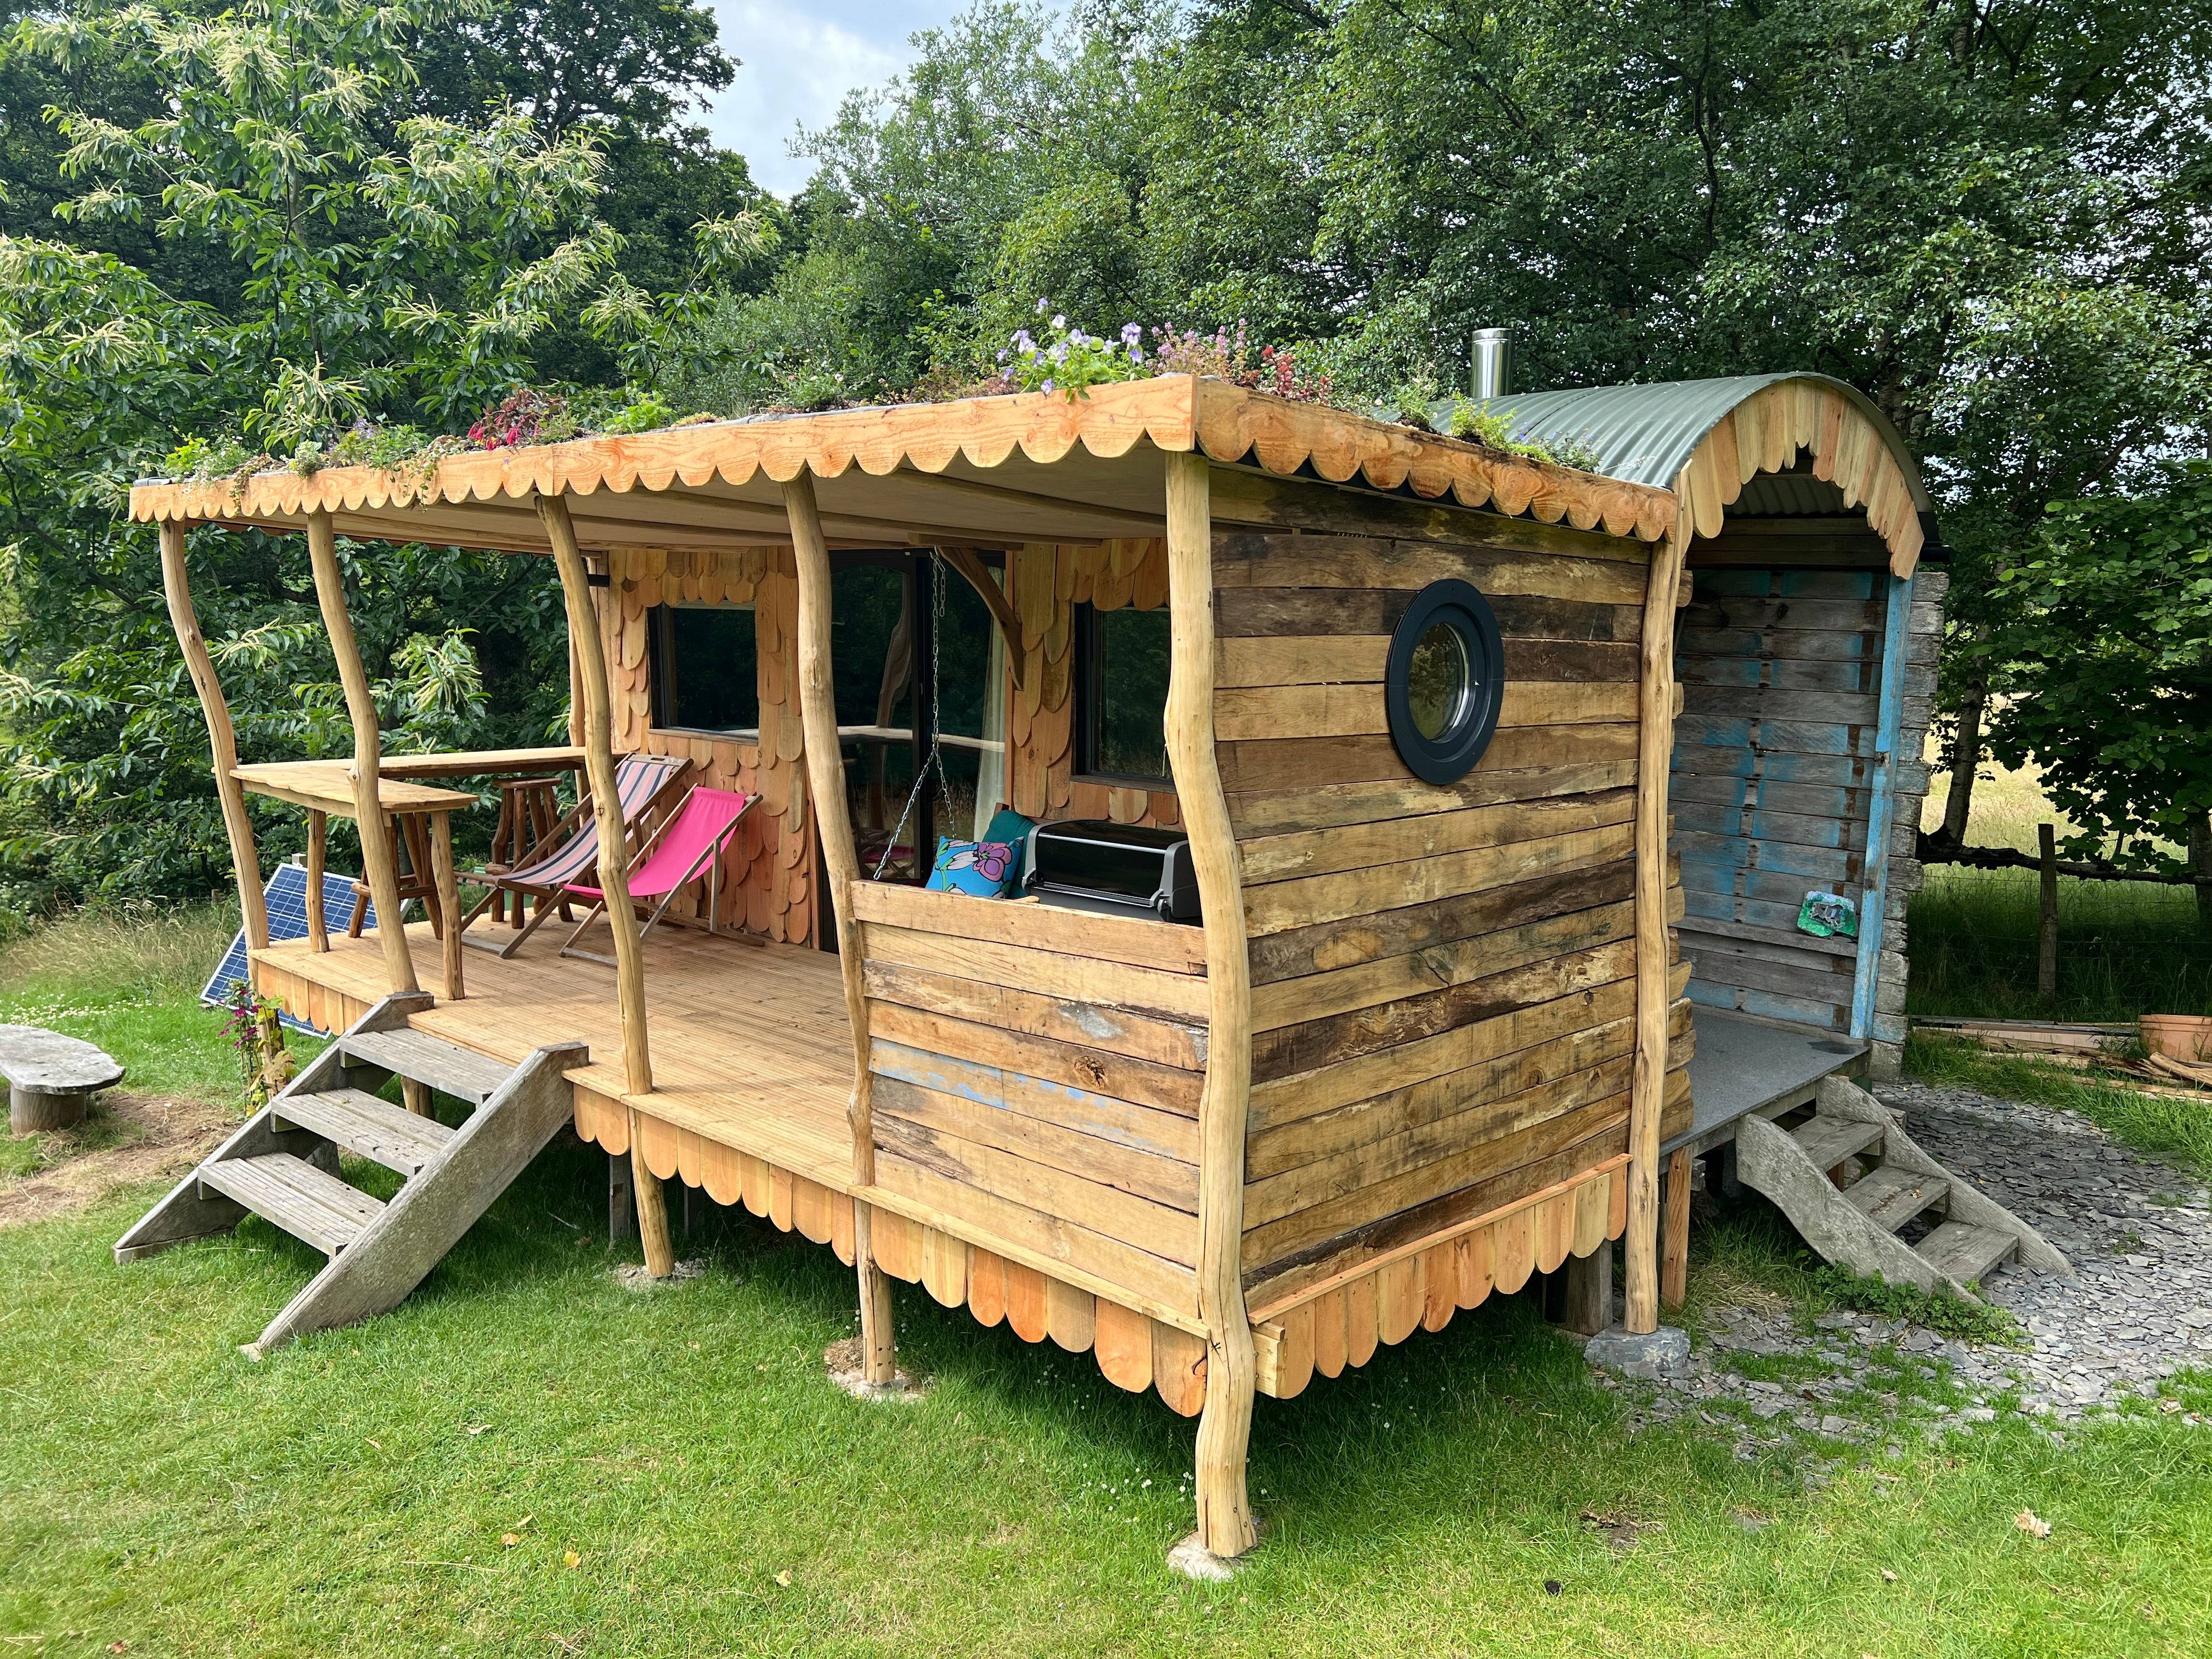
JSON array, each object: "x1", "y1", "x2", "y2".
[{"x1": 873, "y1": 550, "x2": 951, "y2": 881}]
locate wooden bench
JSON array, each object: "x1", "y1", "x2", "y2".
[{"x1": 1, "y1": 1025, "x2": 126, "y2": 1134}]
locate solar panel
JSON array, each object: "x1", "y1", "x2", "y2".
[{"x1": 201, "y1": 862, "x2": 380, "y2": 1034}]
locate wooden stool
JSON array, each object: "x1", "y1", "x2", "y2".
[
  {"x1": 487, "y1": 778, "x2": 563, "y2": 928},
  {"x1": 348, "y1": 812, "x2": 445, "y2": 938}
]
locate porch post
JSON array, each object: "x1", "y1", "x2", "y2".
[
  {"x1": 1164, "y1": 452, "x2": 1258, "y2": 1562},
  {"x1": 540, "y1": 493, "x2": 672, "y2": 1275},
  {"x1": 157, "y1": 521, "x2": 270, "y2": 953},
  {"x1": 304, "y1": 510, "x2": 417, "y2": 996},
  {"x1": 781, "y1": 471, "x2": 895, "y2": 1386},
  {"x1": 1624, "y1": 478, "x2": 1695, "y2": 1334}
]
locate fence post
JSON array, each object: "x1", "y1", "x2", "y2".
[{"x1": 2038, "y1": 822, "x2": 2059, "y2": 1000}]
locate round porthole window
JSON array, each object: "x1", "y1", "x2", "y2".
[{"x1": 1385, "y1": 578, "x2": 1505, "y2": 784}]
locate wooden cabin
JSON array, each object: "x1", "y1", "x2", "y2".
[{"x1": 123, "y1": 372, "x2": 1922, "y2": 1564}]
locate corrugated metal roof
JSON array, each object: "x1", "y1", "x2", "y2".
[{"x1": 1428, "y1": 372, "x2": 1931, "y2": 507}]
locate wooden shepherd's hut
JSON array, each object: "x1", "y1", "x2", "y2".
[{"x1": 116, "y1": 371, "x2": 1949, "y2": 1564}]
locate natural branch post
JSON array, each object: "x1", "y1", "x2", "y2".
[
  {"x1": 158, "y1": 521, "x2": 270, "y2": 954},
  {"x1": 539, "y1": 493, "x2": 669, "y2": 1277},
  {"x1": 782, "y1": 471, "x2": 895, "y2": 1385},
  {"x1": 2038, "y1": 822, "x2": 2059, "y2": 1001},
  {"x1": 1624, "y1": 481, "x2": 1694, "y2": 1334},
  {"x1": 1164, "y1": 452, "x2": 1259, "y2": 1561},
  {"x1": 305, "y1": 510, "x2": 416, "y2": 996}
]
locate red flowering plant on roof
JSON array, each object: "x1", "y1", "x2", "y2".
[{"x1": 469, "y1": 387, "x2": 571, "y2": 449}]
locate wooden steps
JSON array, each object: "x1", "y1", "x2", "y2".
[
  {"x1": 116, "y1": 992, "x2": 587, "y2": 1356},
  {"x1": 338, "y1": 1029, "x2": 514, "y2": 1106},
  {"x1": 200, "y1": 1153, "x2": 385, "y2": 1254},
  {"x1": 273, "y1": 1087, "x2": 454, "y2": 1176},
  {"x1": 1735, "y1": 1075, "x2": 2070, "y2": 1301}
]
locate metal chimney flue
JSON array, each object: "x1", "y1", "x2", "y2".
[{"x1": 1470, "y1": 327, "x2": 1513, "y2": 400}]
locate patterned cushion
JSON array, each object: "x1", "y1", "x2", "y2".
[{"x1": 926, "y1": 837, "x2": 1020, "y2": 898}]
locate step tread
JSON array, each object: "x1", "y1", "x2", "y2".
[
  {"x1": 1845, "y1": 1164, "x2": 1949, "y2": 1232},
  {"x1": 1917, "y1": 1220, "x2": 2017, "y2": 1288},
  {"x1": 199, "y1": 1152, "x2": 385, "y2": 1256},
  {"x1": 1792, "y1": 1114, "x2": 1886, "y2": 1172},
  {"x1": 340, "y1": 1028, "x2": 512, "y2": 1105},
  {"x1": 273, "y1": 1087, "x2": 454, "y2": 1176}
]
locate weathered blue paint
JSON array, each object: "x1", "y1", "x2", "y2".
[{"x1": 1849, "y1": 573, "x2": 1916, "y2": 1037}]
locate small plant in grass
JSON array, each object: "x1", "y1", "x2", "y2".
[
  {"x1": 220, "y1": 981, "x2": 292, "y2": 1110},
  {"x1": 1811, "y1": 1263, "x2": 2026, "y2": 1347}
]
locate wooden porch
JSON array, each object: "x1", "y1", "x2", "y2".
[{"x1": 251, "y1": 920, "x2": 856, "y2": 1197}]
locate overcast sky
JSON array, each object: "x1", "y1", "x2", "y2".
[{"x1": 699, "y1": 2, "x2": 974, "y2": 196}]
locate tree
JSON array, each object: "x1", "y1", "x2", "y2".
[{"x1": 1982, "y1": 464, "x2": 2212, "y2": 919}]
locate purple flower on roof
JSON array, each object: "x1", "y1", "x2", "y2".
[
  {"x1": 1120, "y1": 322, "x2": 1141, "y2": 345},
  {"x1": 1036, "y1": 298, "x2": 1048, "y2": 315},
  {"x1": 1012, "y1": 330, "x2": 1035, "y2": 354},
  {"x1": 1040, "y1": 378, "x2": 1055, "y2": 393},
  {"x1": 997, "y1": 349, "x2": 1009, "y2": 363},
  {"x1": 1050, "y1": 314, "x2": 1066, "y2": 330}
]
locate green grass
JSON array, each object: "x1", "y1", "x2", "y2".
[
  {"x1": 1903, "y1": 1032, "x2": 2212, "y2": 1187},
  {"x1": 3, "y1": 911, "x2": 2212, "y2": 1654},
  {"x1": 1907, "y1": 867, "x2": 2212, "y2": 1024}
]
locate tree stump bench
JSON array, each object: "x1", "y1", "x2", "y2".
[{"x1": 0, "y1": 1026, "x2": 126, "y2": 1135}]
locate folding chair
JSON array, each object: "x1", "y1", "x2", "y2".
[
  {"x1": 456, "y1": 752, "x2": 690, "y2": 958},
  {"x1": 558, "y1": 786, "x2": 761, "y2": 966}
]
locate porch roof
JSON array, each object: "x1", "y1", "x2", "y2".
[{"x1": 126, "y1": 375, "x2": 1675, "y2": 555}]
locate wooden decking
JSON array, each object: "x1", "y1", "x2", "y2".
[{"x1": 251, "y1": 921, "x2": 856, "y2": 1190}]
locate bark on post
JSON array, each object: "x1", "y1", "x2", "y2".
[
  {"x1": 782, "y1": 472, "x2": 898, "y2": 1385},
  {"x1": 539, "y1": 493, "x2": 670, "y2": 1277},
  {"x1": 158, "y1": 521, "x2": 269, "y2": 954},
  {"x1": 1624, "y1": 481, "x2": 1694, "y2": 1335},
  {"x1": 2038, "y1": 822, "x2": 2060, "y2": 1000},
  {"x1": 1164, "y1": 452, "x2": 1259, "y2": 1561},
  {"x1": 1937, "y1": 665, "x2": 1987, "y2": 853},
  {"x1": 304, "y1": 510, "x2": 416, "y2": 996}
]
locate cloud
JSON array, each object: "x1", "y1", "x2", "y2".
[{"x1": 701, "y1": 3, "x2": 963, "y2": 196}]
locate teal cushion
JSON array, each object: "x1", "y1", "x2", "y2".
[{"x1": 980, "y1": 807, "x2": 1036, "y2": 884}]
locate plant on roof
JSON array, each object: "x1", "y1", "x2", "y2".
[{"x1": 1001, "y1": 303, "x2": 1147, "y2": 398}]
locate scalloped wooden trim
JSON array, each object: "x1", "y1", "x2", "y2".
[{"x1": 128, "y1": 376, "x2": 1675, "y2": 545}]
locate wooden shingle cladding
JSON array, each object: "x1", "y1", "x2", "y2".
[
  {"x1": 597, "y1": 543, "x2": 816, "y2": 943},
  {"x1": 1207, "y1": 486, "x2": 1696, "y2": 1380}
]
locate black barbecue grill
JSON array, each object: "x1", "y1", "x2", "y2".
[{"x1": 1022, "y1": 819, "x2": 1200, "y2": 923}]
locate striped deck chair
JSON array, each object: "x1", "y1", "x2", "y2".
[
  {"x1": 456, "y1": 752, "x2": 690, "y2": 958},
  {"x1": 558, "y1": 785, "x2": 761, "y2": 965}
]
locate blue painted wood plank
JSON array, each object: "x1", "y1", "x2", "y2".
[{"x1": 1849, "y1": 572, "x2": 1915, "y2": 1037}]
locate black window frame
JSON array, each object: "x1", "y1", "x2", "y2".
[
  {"x1": 1072, "y1": 600, "x2": 1176, "y2": 789},
  {"x1": 647, "y1": 600, "x2": 763, "y2": 741},
  {"x1": 1384, "y1": 577, "x2": 1507, "y2": 785}
]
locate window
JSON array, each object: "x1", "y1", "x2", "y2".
[
  {"x1": 649, "y1": 603, "x2": 760, "y2": 737},
  {"x1": 1385, "y1": 578, "x2": 1505, "y2": 783},
  {"x1": 1075, "y1": 602, "x2": 1173, "y2": 785}
]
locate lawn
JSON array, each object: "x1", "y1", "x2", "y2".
[{"x1": 3, "y1": 911, "x2": 2210, "y2": 1656}]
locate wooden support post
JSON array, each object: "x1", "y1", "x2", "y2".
[
  {"x1": 305, "y1": 510, "x2": 416, "y2": 996},
  {"x1": 539, "y1": 494, "x2": 668, "y2": 1276},
  {"x1": 782, "y1": 472, "x2": 896, "y2": 1385},
  {"x1": 401, "y1": 1078, "x2": 431, "y2": 1118},
  {"x1": 1164, "y1": 453, "x2": 1258, "y2": 1561},
  {"x1": 1564, "y1": 1242, "x2": 1613, "y2": 1336},
  {"x1": 1660, "y1": 1146, "x2": 1693, "y2": 1311},
  {"x1": 157, "y1": 521, "x2": 269, "y2": 955},
  {"x1": 1624, "y1": 482, "x2": 1694, "y2": 1335},
  {"x1": 305, "y1": 811, "x2": 328, "y2": 952},
  {"x1": 2038, "y1": 822, "x2": 2059, "y2": 1000},
  {"x1": 428, "y1": 809, "x2": 463, "y2": 1000}
]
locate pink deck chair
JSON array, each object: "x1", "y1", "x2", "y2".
[
  {"x1": 458, "y1": 752, "x2": 690, "y2": 959},
  {"x1": 558, "y1": 785, "x2": 761, "y2": 965}
]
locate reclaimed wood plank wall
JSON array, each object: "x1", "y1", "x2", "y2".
[
  {"x1": 599, "y1": 545, "x2": 816, "y2": 944},
  {"x1": 1210, "y1": 509, "x2": 1696, "y2": 1353},
  {"x1": 1671, "y1": 560, "x2": 1944, "y2": 1054}
]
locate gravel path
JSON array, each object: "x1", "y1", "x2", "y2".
[{"x1": 1595, "y1": 1079, "x2": 2212, "y2": 1454}]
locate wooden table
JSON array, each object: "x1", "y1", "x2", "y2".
[{"x1": 233, "y1": 761, "x2": 478, "y2": 999}]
